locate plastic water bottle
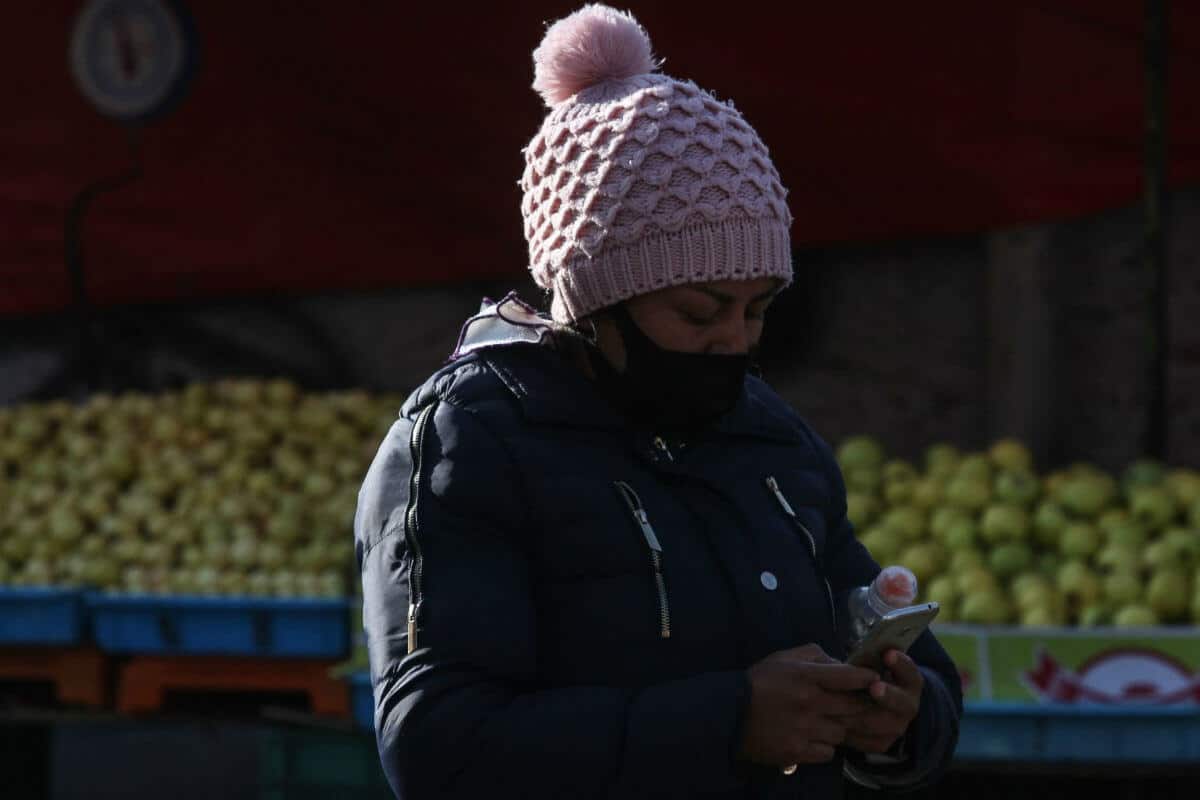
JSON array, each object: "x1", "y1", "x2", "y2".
[{"x1": 845, "y1": 565, "x2": 918, "y2": 652}]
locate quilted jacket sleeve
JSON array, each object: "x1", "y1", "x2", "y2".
[
  {"x1": 355, "y1": 398, "x2": 752, "y2": 800},
  {"x1": 808, "y1": 428, "x2": 964, "y2": 792}
]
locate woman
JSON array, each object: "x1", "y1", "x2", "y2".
[{"x1": 356, "y1": 6, "x2": 961, "y2": 799}]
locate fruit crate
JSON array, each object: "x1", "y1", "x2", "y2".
[
  {"x1": 0, "y1": 587, "x2": 86, "y2": 645},
  {"x1": 349, "y1": 672, "x2": 374, "y2": 732},
  {"x1": 87, "y1": 594, "x2": 351, "y2": 658},
  {"x1": 958, "y1": 702, "x2": 1200, "y2": 763}
]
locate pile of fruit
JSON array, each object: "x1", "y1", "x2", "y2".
[
  {"x1": 0, "y1": 381, "x2": 402, "y2": 598},
  {"x1": 839, "y1": 437, "x2": 1200, "y2": 627}
]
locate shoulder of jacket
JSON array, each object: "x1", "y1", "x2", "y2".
[
  {"x1": 399, "y1": 352, "x2": 520, "y2": 425},
  {"x1": 744, "y1": 375, "x2": 833, "y2": 458}
]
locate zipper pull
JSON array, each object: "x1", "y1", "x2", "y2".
[
  {"x1": 765, "y1": 476, "x2": 797, "y2": 517},
  {"x1": 407, "y1": 601, "x2": 419, "y2": 653},
  {"x1": 652, "y1": 436, "x2": 675, "y2": 463},
  {"x1": 616, "y1": 481, "x2": 663, "y2": 551}
]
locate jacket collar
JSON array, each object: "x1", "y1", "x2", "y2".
[{"x1": 455, "y1": 295, "x2": 804, "y2": 445}]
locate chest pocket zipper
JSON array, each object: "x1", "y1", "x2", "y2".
[
  {"x1": 405, "y1": 402, "x2": 438, "y2": 654},
  {"x1": 614, "y1": 481, "x2": 672, "y2": 639},
  {"x1": 765, "y1": 476, "x2": 838, "y2": 634}
]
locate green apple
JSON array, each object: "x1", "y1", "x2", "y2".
[
  {"x1": 1095, "y1": 544, "x2": 1141, "y2": 575},
  {"x1": 924, "y1": 443, "x2": 961, "y2": 478},
  {"x1": 957, "y1": 454, "x2": 993, "y2": 483},
  {"x1": 1011, "y1": 572, "x2": 1051, "y2": 603},
  {"x1": 1104, "y1": 519, "x2": 1147, "y2": 550},
  {"x1": 845, "y1": 467, "x2": 882, "y2": 495},
  {"x1": 1055, "y1": 474, "x2": 1115, "y2": 518},
  {"x1": 259, "y1": 542, "x2": 286, "y2": 570},
  {"x1": 931, "y1": 507, "x2": 969, "y2": 540},
  {"x1": 846, "y1": 493, "x2": 880, "y2": 529},
  {"x1": 910, "y1": 478, "x2": 944, "y2": 510},
  {"x1": 48, "y1": 511, "x2": 85, "y2": 545},
  {"x1": 994, "y1": 470, "x2": 1040, "y2": 508},
  {"x1": 1056, "y1": 561, "x2": 1101, "y2": 605},
  {"x1": 1032, "y1": 501, "x2": 1069, "y2": 549},
  {"x1": 960, "y1": 589, "x2": 1012, "y2": 625},
  {"x1": 883, "y1": 478, "x2": 915, "y2": 506},
  {"x1": 1020, "y1": 604, "x2": 1061, "y2": 627},
  {"x1": 1102, "y1": 572, "x2": 1143, "y2": 606},
  {"x1": 246, "y1": 571, "x2": 273, "y2": 597},
  {"x1": 1162, "y1": 528, "x2": 1200, "y2": 563},
  {"x1": 989, "y1": 439, "x2": 1033, "y2": 473},
  {"x1": 1059, "y1": 522, "x2": 1101, "y2": 559},
  {"x1": 988, "y1": 542, "x2": 1033, "y2": 578},
  {"x1": 1122, "y1": 459, "x2": 1166, "y2": 493},
  {"x1": 882, "y1": 507, "x2": 926, "y2": 542},
  {"x1": 1143, "y1": 540, "x2": 1180, "y2": 571},
  {"x1": 1097, "y1": 508, "x2": 1129, "y2": 534},
  {"x1": 1013, "y1": 581, "x2": 1059, "y2": 615},
  {"x1": 271, "y1": 570, "x2": 299, "y2": 598},
  {"x1": 941, "y1": 516, "x2": 979, "y2": 552},
  {"x1": 303, "y1": 472, "x2": 337, "y2": 497},
  {"x1": 956, "y1": 567, "x2": 999, "y2": 596},
  {"x1": 925, "y1": 575, "x2": 959, "y2": 607},
  {"x1": 1146, "y1": 568, "x2": 1190, "y2": 621},
  {"x1": 981, "y1": 504, "x2": 1030, "y2": 543},
  {"x1": 194, "y1": 566, "x2": 221, "y2": 596},
  {"x1": 883, "y1": 460, "x2": 918, "y2": 484},
  {"x1": 230, "y1": 538, "x2": 259, "y2": 569},
  {"x1": 1166, "y1": 469, "x2": 1200, "y2": 508},
  {"x1": 949, "y1": 548, "x2": 986, "y2": 573},
  {"x1": 220, "y1": 572, "x2": 249, "y2": 598},
  {"x1": 945, "y1": 476, "x2": 990, "y2": 512},
  {"x1": 837, "y1": 436, "x2": 885, "y2": 472},
  {"x1": 898, "y1": 543, "x2": 944, "y2": 584},
  {"x1": 1113, "y1": 604, "x2": 1159, "y2": 627},
  {"x1": 1130, "y1": 486, "x2": 1178, "y2": 531},
  {"x1": 859, "y1": 527, "x2": 902, "y2": 564}
]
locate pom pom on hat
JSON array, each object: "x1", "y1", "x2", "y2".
[{"x1": 532, "y1": 5, "x2": 658, "y2": 107}]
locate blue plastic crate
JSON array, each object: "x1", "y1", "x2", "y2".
[
  {"x1": 87, "y1": 594, "x2": 351, "y2": 658},
  {"x1": 349, "y1": 672, "x2": 374, "y2": 732},
  {"x1": 0, "y1": 587, "x2": 85, "y2": 645},
  {"x1": 958, "y1": 702, "x2": 1200, "y2": 763}
]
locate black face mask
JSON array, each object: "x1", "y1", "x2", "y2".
[{"x1": 586, "y1": 304, "x2": 750, "y2": 431}]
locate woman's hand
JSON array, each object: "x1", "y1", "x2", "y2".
[
  {"x1": 739, "y1": 644, "x2": 877, "y2": 767},
  {"x1": 841, "y1": 649, "x2": 924, "y2": 755}
]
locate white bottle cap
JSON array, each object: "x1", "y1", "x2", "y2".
[{"x1": 872, "y1": 565, "x2": 918, "y2": 611}]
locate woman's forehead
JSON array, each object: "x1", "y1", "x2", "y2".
[{"x1": 656, "y1": 277, "x2": 781, "y2": 304}]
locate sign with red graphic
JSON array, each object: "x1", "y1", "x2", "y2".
[{"x1": 1024, "y1": 648, "x2": 1200, "y2": 705}]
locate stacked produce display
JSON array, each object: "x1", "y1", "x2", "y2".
[
  {"x1": 0, "y1": 380, "x2": 402, "y2": 600},
  {"x1": 838, "y1": 436, "x2": 1200, "y2": 627}
]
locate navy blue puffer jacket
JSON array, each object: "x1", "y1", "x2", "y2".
[{"x1": 355, "y1": 306, "x2": 961, "y2": 799}]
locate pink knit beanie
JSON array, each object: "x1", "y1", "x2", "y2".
[{"x1": 521, "y1": 4, "x2": 794, "y2": 323}]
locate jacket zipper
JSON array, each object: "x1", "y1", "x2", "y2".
[
  {"x1": 614, "y1": 481, "x2": 672, "y2": 639},
  {"x1": 405, "y1": 403, "x2": 438, "y2": 654},
  {"x1": 765, "y1": 476, "x2": 837, "y2": 633}
]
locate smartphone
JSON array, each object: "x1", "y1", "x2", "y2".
[{"x1": 846, "y1": 602, "x2": 940, "y2": 669}]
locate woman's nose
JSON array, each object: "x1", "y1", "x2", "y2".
[{"x1": 708, "y1": 317, "x2": 750, "y2": 355}]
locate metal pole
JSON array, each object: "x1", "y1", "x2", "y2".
[{"x1": 1144, "y1": 0, "x2": 1169, "y2": 460}]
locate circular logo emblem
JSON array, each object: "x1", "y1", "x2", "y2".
[{"x1": 69, "y1": 0, "x2": 197, "y2": 122}]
